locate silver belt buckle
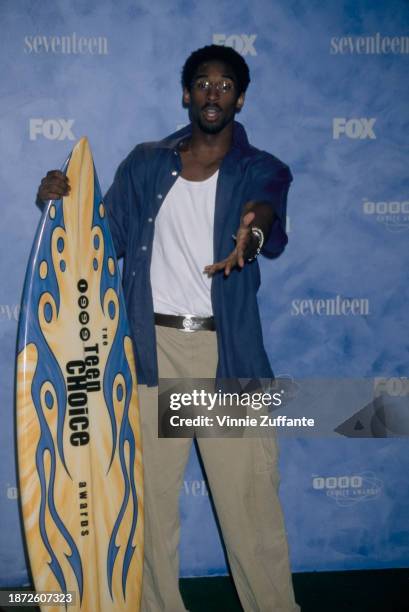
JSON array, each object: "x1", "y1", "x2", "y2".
[{"x1": 181, "y1": 314, "x2": 197, "y2": 332}]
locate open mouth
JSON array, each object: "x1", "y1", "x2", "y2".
[{"x1": 202, "y1": 105, "x2": 222, "y2": 122}]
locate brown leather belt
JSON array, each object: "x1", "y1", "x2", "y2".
[{"x1": 154, "y1": 313, "x2": 215, "y2": 332}]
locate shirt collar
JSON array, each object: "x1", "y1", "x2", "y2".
[{"x1": 159, "y1": 121, "x2": 251, "y2": 153}]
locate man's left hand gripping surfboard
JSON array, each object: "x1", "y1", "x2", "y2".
[{"x1": 16, "y1": 138, "x2": 144, "y2": 612}]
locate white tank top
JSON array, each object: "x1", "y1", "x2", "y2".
[{"x1": 150, "y1": 171, "x2": 218, "y2": 316}]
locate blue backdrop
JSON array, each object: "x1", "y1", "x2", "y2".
[{"x1": 1, "y1": 0, "x2": 408, "y2": 586}]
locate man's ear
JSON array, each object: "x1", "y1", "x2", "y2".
[
  {"x1": 236, "y1": 92, "x2": 245, "y2": 111},
  {"x1": 183, "y1": 87, "x2": 191, "y2": 107}
]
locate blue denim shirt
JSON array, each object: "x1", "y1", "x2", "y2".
[{"x1": 104, "y1": 121, "x2": 292, "y2": 386}]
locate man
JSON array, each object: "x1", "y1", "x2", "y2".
[{"x1": 38, "y1": 45, "x2": 299, "y2": 612}]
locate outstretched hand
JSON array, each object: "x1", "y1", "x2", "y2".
[{"x1": 204, "y1": 211, "x2": 256, "y2": 277}]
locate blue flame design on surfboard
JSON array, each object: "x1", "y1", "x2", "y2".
[{"x1": 16, "y1": 138, "x2": 144, "y2": 612}]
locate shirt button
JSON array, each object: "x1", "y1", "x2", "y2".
[
  {"x1": 148, "y1": 217, "x2": 153, "y2": 223},
  {"x1": 171, "y1": 170, "x2": 178, "y2": 176},
  {"x1": 157, "y1": 193, "x2": 163, "y2": 200},
  {"x1": 141, "y1": 246, "x2": 147, "y2": 251},
  {"x1": 132, "y1": 271, "x2": 136, "y2": 276}
]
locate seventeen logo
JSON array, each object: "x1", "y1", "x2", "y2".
[
  {"x1": 29, "y1": 119, "x2": 75, "y2": 141},
  {"x1": 213, "y1": 34, "x2": 257, "y2": 56},
  {"x1": 291, "y1": 295, "x2": 369, "y2": 316},
  {"x1": 0, "y1": 304, "x2": 20, "y2": 322},
  {"x1": 183, "y1": 480, "x2": 209, "y2": 496},
  {"x1": 24, "y1": 33, "x2": 108, "y2": 55},
  {"x1": 333, "y1": 118, "x2": 376, "y2": 139},
  {"x1": 330, "y1": 34, "x2": 409, "y2": 55}
]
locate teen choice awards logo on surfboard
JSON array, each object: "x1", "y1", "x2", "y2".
[{"x1": 16, "y1": 138, "x2": 143, "y2": 612}]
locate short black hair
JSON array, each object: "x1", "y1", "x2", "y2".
[{"x1": 181, "y1": 45, "x2": 250, "y2": 95}]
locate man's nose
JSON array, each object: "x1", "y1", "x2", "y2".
[{"x1": 206, "y1": 84, "x2": 221, "y2": 101}]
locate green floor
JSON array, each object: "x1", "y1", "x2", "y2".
[{"x1": 1, "y1": 569, "x2": 408, "y2": 611}]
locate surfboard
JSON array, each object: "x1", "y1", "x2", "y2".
[{"x1": 16, "y1": 137, "x2": 144, "y2": 611}]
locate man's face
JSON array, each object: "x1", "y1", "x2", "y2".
[{"x1": 183, "y1": 60, "x2": 245, "y2": 135}]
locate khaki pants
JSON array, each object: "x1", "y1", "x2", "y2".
[{"x1": 138, "y1": 326, "x2": 300, "y2": 612}]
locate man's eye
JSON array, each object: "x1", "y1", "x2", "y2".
[{"x1": 194, "y1": 80, "x2": 233, "y2": 93}]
